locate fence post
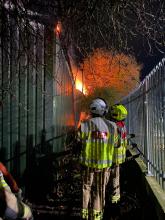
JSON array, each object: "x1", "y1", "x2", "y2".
[{"x1": 145, "y1": 75, "x2": 153, "y2": 176}]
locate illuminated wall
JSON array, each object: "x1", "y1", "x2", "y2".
[{"x1": 0, "y1": 10, "x2": 75, "y2": 177}]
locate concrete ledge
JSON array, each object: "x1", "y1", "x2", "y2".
[{"x1": 129, "y1": 148, "x2": 165, "y2": 220}]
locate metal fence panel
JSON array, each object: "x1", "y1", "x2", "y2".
[
  {"x1": 0, "y1": 7, "x2": 75, "y2": 178},
  {"x1": 122, "y1": 58, "x2": 165, "y2": 190},
  {"x1": 53, "y1": 38, "x2": 75, "y2": 152}
]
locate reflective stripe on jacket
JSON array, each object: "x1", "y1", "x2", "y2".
[
  {"x1": 113, "y1": 121, "x2": 127, "y2": 164},
  {"x1": 79, "y1": 117, "x2": 118, "y2": 169}
]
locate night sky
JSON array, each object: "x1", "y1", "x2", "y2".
[
  {"x1": 129, "y1": 38, "x2": 164, "y2": 80},
  {"x1": 138, "y1": 53, "x2": 164, "y2": 80}
]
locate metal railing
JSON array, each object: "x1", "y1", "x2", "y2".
[{"x1": 122, "y1": 58, "x2": 165, "y2": 190}]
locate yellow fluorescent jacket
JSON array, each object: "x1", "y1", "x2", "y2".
[
  {"x1": 79, "y1": 117, "x2": 118, "y2": 169},
  {"x1": 113, "y1": 121, "x2": 127, "y2": 164}
]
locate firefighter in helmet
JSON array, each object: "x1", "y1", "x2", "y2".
[
  {"x1": 77, "y1": 98, "x2": 119, "y2": 220},
  {"x1": 108, "y1": 104, "x2": 128, "y2": 204},
  {"x1": 0, "y1": 162, "x2": 33, "y2": 220}
]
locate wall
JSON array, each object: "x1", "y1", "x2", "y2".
[{"x1": 0, "y1": 7, "x2": 76, "y2": 180}]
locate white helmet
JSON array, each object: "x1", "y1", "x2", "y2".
[{"x1": 89, "y1": 98, "x2": 108, "y2": 116}]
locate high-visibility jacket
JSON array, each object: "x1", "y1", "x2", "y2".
[
  {"x1": 113, "y1": 121, "x2": 127, "y2": 164},
  {"x1": 0, "y1": 171, "x2": 33, "y2": 220},
  {"x1": 0, "y1": 162, "x2": 19, "y2": 193},
  {"x1": 78, "y1": 117, "x2": 118, "y2": 169}
]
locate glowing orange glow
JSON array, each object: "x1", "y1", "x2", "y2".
[
  {"x1": 75, "y1": 79, "x2": 87, "y2": 95},
  {"x1": 77, "y1": 111, "x2": 90, "y2": 128},
  {"x1": 76, "y1": 79, "x2": 82, "y2": 91},
  {"x1": 76, "y1": 79, "x2": 83, "y2": 93},
  {"x1": 54, "y1": 22, "x2": 62, "y2": 35},
  {"x1": 82, "y1": 48, "x2": 141, "y2": 96},
  {"x1": 70, "y1": 61, "x2": 88, "y2": 95}
]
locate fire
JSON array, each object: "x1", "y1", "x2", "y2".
[
  {"x1": 68, "y1": 52, "x2": 88, "y2": 95},
  {"x1": 76, "y1": 79, "x2": 83, "y2": 93},
  {"x1": 70, "y1": 64, "x2": 87, "y2": 95},
  {"x1": 76, "y1": 79, "x2": 87, "y2": 95},
  {"x1": 54, "y1": 22, "x2": 62, "y2": 35}
]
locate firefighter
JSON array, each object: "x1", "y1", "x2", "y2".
[
  {"x1": 0, "y1": 162, "x2": 20, "y2": 196},
  {"x1": 77, "y1": 98, "x2": 119, "y2": 220},
  {"x1": 108, "y1": 104, "x2": 128, "y2": 204},
  {"x1": 0, "y1": 162, "x2": 33, "y2": 220}
]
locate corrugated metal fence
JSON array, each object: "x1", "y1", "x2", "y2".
[
  {"x1": 0, "y1": 8, "x2": 75, "y2": 178},
  {"x1": 122, "y1": 58, "x2": 165, "y2": 190}
]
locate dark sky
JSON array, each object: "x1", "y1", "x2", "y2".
[
  {"x1": 130, "y1": 38, "x2": 164, "y2": 80},
  {"x1": 138, "y1": 53, "x2": 164, "y2": 80}
]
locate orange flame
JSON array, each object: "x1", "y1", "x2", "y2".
[
  {"x1": 54, "y1": 22, "x2": 62, "y2": 35},
  {"x1": 71, "y1": 64, "x2": 87, "y2": 95},
  {"x1": 76, "y1": 79, "x2": 87, "y2": 95}
]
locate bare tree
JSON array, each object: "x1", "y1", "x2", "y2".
[
  {"x1": 70, "y1": 0, "x2": 165, "y2": 59},
  {"x1": 1, "y1": 0, "x2": 164, "y2": 66}
]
